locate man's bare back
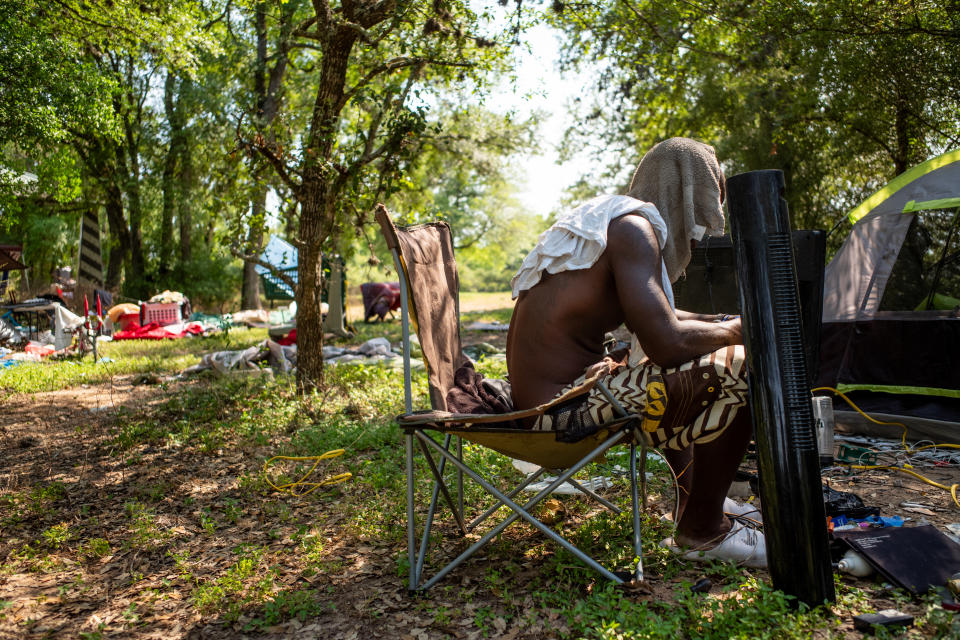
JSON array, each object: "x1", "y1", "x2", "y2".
[
  {"x1": 504, "y1": 138, "x2": 766, "y2": 565},
  {"x1": 507, "y1": 250, "x2": 621, "y2": 410},
  {"x1": 507, "y1": 213, "x2": 741, "y2": 412}
]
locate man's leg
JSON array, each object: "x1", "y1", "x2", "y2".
[{"x1": 673, "y1": 408, "x2": 753, "y2": 548}]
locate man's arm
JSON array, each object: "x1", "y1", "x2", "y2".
[
  {"x1": 607, "y1": 215, "x2": 741, "y2": 368},
  {"x1": 675, "y1": 309, "x2": 738, "y2": 323}
]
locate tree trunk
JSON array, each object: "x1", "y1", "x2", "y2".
[
  {"x1": 160, "y1": 71, "x2": 183, "y2": 278},
  {"x1": 116, "y1": 123, "x2": 146, "y2": 296},
  {"x1": 240, "y1": 2, "x2": 288, "y2": 310},
  {"x1": 178, "y1": 133, "x2": 193, "y2": 270},
  {"x1": 103, "y1": 182, "x2": 130, "y2": 290},
  {"x1": 241, "y1": 187, "x2": 266, "y2": 309},
  {"x1": 295, "y1": 29, "x2": 357, "y2": 391},
  {"x1": 295, "y1": 168, "x2": 330, "y2": 392},
  {"x1": 893, "y1": 98, "x2": 910, "y2": 175}
]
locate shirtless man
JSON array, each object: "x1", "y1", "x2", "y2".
[{"x1": 507, "y1": 138, "x2": 765, "y2": 567}]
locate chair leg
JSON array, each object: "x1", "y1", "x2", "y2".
[
  {"x1": 416, "y1": 435, "x2": 463, "y2": 583},
  {"x1": 630, "y1": 441, "x2": 644, "y2": 582},
  {"x1": 416, "y1": 435, "x2": 467, "y2": 533},
  {"x1": 405, "y1": 432, "x2": 419, "y2": 590},
  {"x1": 457, "y1": 437, "x2": 464, "y2": 520},
  {"x1": 415, "y1": 430, "x2": 628, "y2": 591}
]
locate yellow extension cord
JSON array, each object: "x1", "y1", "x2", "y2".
[
  {"x1": 263, "y1": 449, "x2": 353, "y2": 496},
  {"x1": 812, "y1": 386, "x2": 960, "y2": 509}
]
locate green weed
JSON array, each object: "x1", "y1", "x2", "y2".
[
  {"x1": 78, "y1": 538, "x2": 112, "y2": 560},
  {"x1": 191, "y1": 545, "x2": 274, "y2": 623},
  {"x1": 40, "y1": 523, "x2": 73, "y2": 549},
  {"x1": 124, "y1": 500, "x2": 171, "y2": 550},
  {"x1": 245, "y1": 588, "x2": 327, "y2": 630}
]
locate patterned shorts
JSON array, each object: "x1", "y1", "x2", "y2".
[{"x1": 532, "y1": 345, "x2": 749, "y2": 450}]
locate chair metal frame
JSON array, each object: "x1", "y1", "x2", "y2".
[{"x1": 376, "y1": 205, "x2": 649, "y2": 592}]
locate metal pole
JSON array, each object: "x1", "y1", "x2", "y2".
[
  {"x1": 390, "y1": 249, "x2": 412, "y2": 414},
  {"x1": 405, "y1": 432, "x2": 418, "y2": 589},
  {"x1": 630, "y1": 441, "x2": 643, "y2": 581},
  {"x1": 727, "y1": 170, "x2": 835, "y2": 606}
]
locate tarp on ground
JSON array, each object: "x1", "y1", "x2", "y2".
[{"x1": 113, "y1": 321, "x2": 204, "y2": 340}]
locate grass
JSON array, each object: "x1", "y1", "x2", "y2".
[
  {"x1": 0, "y1": 327, "x2": 270, "y2": 392},
  {"x1": 2, "y1": 291, "x2": 955, "y2": 638}
]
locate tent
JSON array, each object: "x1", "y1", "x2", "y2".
[
  {"x1": 255, "y1": 235, "x2": 352, "y2": 338},
  {"x1": 818, "y1": 149, "x2": 960, "y2": 442},
  {"x1": 255, "y1": 236, "x2": 299, "y2": 302}
]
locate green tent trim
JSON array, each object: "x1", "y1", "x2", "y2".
[
  {"x1": 847, "y1": 148, "x2": 960, "y2": 224},
  {"x1": 903, "y1": 197, "x2": 960, "y2": 212}
]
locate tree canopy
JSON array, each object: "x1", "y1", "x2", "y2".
[
  {"x1": 548, "y1": 0, "x2": 960, "y2": 233},
  {"x1": 3, "y1": 0, "x2": 959, "y2": 388}
]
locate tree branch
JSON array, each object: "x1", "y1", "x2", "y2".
[
  {"x1": 235, "y1": 114, "x2": 303, "y2": 195},
  {"x1": 338, "y1": 56, "x2": 475, "y2": 113},
  {"x1": 359, "y1": 62, "x2": 424, "y2": 165},
  {"x1": 254, "y1": 144, "x2": 302, "y2": 195},
  {"x1": 619, "y1": 0, "x2": 736, "y2": 62}
]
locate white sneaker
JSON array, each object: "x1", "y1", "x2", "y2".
[
  {"x1": 681, "y1": 523, "x2": 767, "y2": 569},
  {"x1": 723, "y1": 497, "x2": 762, "y2": 525}
]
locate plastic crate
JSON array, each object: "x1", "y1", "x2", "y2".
[{"x1": 141, "y1": 302, "x2": 181, "y2": 327}]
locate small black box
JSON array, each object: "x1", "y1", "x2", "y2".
[{"x1": 852, "y1": 610, "x2": 913, "y2": 633}]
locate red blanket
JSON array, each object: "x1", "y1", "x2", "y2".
[
  {"x1": 113, "y1": 321, "x2": 204, "y2": 340},
  {"x1": 276, "y1": 328, "x2": 297, "y2": 345}
]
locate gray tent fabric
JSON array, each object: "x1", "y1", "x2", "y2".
[
  {"x1": 822, "y1": 148, "x2": 960, "y2": 322},
  {"x1": 822, "y1": 213, "x2": 914, "y2": 321}
]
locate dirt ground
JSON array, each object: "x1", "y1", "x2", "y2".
[{"x1": 2, "y1": 360, "x2": 960, "y2": 638}]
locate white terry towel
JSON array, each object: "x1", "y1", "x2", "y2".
[
  {"x1": 510, "y1": 194, "x2": 674, "y2": 307},
  {"x1": 627, "y1": 137, "x2": 725, "y2": 283}
]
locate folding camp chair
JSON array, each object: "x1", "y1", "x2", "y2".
[{"x1": 375, "y1": 204, "x2": 650, "y2": 592}]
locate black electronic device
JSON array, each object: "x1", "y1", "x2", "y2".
[
  {"x1": 675, "y1": 231, "x2": 826, "y2": 384},
  {"x1": 727, "y1": 170, "x2": 835, "y2": 606},
  {"x1": 852, "y1": 611, "x2": 914, "y2": 633}
]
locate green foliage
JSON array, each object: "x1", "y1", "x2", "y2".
[
  {"x1": 548, "y1": 0, "x2": 960, "y2": 239},
  {"x1": 77, "y1": 538, "x2": 112, "y2": 560},
  {"x1": 0, "y1": 0, "x2": 118, "y2": 148},
  {"x1": 192, "y1": 544, "x2": 274, "y2": 623},
  {"x1": 40, "y1": 523, "x2": 73, "y2": 550}
]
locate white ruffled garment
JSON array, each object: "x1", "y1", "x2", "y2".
[{"x1": 510, "y1": 194, "x2": 676, "y2": 367}]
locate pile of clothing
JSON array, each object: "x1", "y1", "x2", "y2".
[
  {"x1": 181, "y1": 337, "x2": 418, "y2": 377},
  {"x1": 361, "y1": 282, "x2": 401, "y2": 322}
]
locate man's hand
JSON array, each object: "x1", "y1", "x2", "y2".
[{"x1": 721, "y1": 316, "x2": 743, "y2": 345}]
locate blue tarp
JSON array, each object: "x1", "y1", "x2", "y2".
[
  {"x1": 255, "y1": 236, "x2": 298, "y2": 298},
  {"x1": 255, "y1": 235, "x2": 298, "y2": 273}
]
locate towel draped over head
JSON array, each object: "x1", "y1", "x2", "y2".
[{"x1": 627, "y1": 137, "x2": 725, "y2": 283}]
